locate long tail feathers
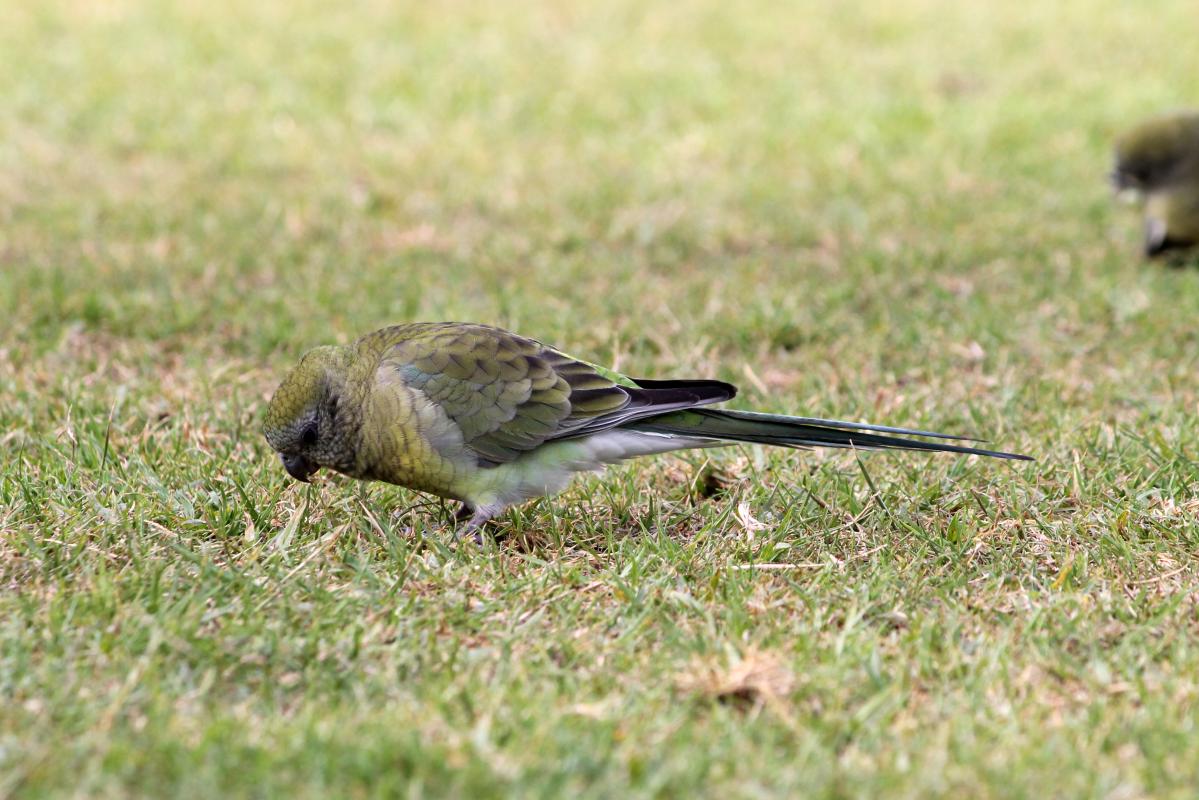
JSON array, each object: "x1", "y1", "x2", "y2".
[{"x1": 629, "y1": 408, "x2": 1032, "y2": 461}]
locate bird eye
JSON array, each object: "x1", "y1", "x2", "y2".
[{"x1": 301, "y1": 423, "x2": 318, "y2": 447}]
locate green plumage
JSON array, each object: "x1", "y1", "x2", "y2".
[
  {"x1": 263, "y1": 323, "x2": 1029, "y2": 537},
  {"x1": 1113, "y1": 111, "x2": 1199, "y2": 257}
]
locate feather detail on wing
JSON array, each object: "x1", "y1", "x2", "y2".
[{"x1": 373, "y1": 323, "x2": 735, "y2": 466}]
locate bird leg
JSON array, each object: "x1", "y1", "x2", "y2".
[{"x1": 453, "y1": 503, "x2": 499, "y2": 545}]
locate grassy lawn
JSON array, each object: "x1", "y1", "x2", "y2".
[{"x1": 4, "y1": 0, "x2": 1199, "y2": 796}]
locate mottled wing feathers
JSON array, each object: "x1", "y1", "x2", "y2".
[
  {"x1": 371, "y1": 323, "x2": 734, "y2": 465},
  {"x1": 377, "y1": 324, "x2": 607, "y2": 464},
  {"x1": 538, "y1": 348, "x2": 632, "y2": 416},
  {"x1": 372, "y1": 324, "x2": 614, "y2": 464}
]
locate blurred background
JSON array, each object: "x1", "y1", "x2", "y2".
[
  {"x1": 4, "y1": 0, "x2": 1196, "y2": 376},
  {"x1": 4, "y1": 0, "x2": 1199, "y2": 795}
]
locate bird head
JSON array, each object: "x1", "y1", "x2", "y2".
[
  {"x1": 1112, "y1": 112, "x2": 1199, "y2": 195},
  {"x1": 263, "y1": 345, "x2": 354, "y2": 483}
]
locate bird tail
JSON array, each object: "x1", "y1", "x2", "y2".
[{"x1": 628, "y1": 408, "x2": 1031, "y2": 461}]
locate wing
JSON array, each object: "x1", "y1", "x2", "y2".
[{"x1": 375, "y1": 323, "x2": 735, "y2": 465}]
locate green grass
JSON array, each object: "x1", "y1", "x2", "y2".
[{"x1": 3, "y1": 0, "x2": 1199, "y2": 796}]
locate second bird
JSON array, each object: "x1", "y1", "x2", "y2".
[
  {"x1": 1113, "y1": 111, "x2": 1199, "y2": 258},
  {"x1": 263, "y1": 323, "x2": 1031, "y2": 537}
]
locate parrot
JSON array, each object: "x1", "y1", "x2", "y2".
[
  {"x1": 1112, "y1": 111, "x2": 1199, "y2": 257},
  {"x1": 263, "y1": 323, "x2": 1031, "y2": 538}
]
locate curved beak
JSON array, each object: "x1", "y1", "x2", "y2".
[{"x1": 280, "y1": 453, "x2": 318, "y2": 483}]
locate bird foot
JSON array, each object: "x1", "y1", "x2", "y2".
[{"x1": 451, "y1": 503, "x2": 498, "y2": 546}]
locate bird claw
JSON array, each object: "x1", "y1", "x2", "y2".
[{"x1": 450, "y1": 503, "x2": 497, "y2": 547}]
